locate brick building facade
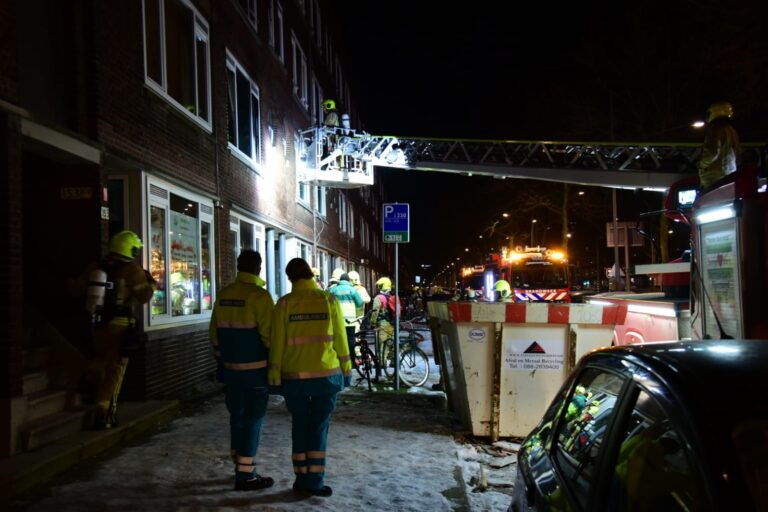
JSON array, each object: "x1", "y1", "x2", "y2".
[{"x1": 0, "y1": 0, "x2": 391, "y2": 457}]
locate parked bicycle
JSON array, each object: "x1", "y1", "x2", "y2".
[
  {"x1": 351, "y1": 312, "x2": 381, "y2": 391},
  {"x1": 379, "y1": 320, "x2": 430, "y2": 388}
]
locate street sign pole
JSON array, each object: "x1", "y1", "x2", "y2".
[
  {"x1": 394, "y1": 243, "x2": 399, "y2": 391},
  {"x1": 382, "y1": 203, "x2": 410, "y2": 392}
]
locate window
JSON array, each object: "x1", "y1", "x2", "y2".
[
  {"x1": 312, "y1": 0, "x2": 322, "y2": 47},
  {"x1": 607, "y1": 390, "x2": 705, "y2": 511},
  {"x1": 555, "y1": 368, "x2": 626, "y2": 509},
  {"x1": 268, "y1": 0, "x2": 284, "y2": 63},
  {"x1": 296, "y1": 132, "x2": 310, "y2": 204},
  {"x1": 147, "y1": 180, "x2": 215, "y2": 324},
  {"x1": 349, "y1": 204, "x2": 354, "y2": 239},
  {"x1": 143, "y1": 0, "x2": 210, "y2": 128},
  {"x1": 226, "y1": 52, "x2": 261, "y2": 167},
  {"x1": 339, "y1": 193, "x2": 347, "y2": 232},
  {"x1": 229, "y1": 213, "x2": 266, "y2": 281},
  {"x1": 291, "y1": 33, "x2": 308, "y2": 106},
  {"x1": 316, "y1": 185, "x2": 327, "y2": 216},
  {"x1": 237, "y1": 0, "x2": 257, "y2": 29}
]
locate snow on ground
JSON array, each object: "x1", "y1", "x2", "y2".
[{"x1": 13, "y1": 328, "x2": 519, "y2": 511}]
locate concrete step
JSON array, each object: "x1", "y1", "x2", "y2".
[
  {"x1": 23, "y1": 346, "x2": 50, "y2": 372},
  {"x1": 22, "y1": 371, "x2": 49, "y2": 396},
  {"x1": 21, "y1": 411, "x2": 87, "y2": 452},
  {"x1": 24, "y1": 390, "x2": 68, "y2": 423}
]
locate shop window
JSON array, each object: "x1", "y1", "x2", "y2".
[
  {"x1": 143, "y1": 0, "x2": 210, "y2": 128},
  {"x1": 147, "y1": 181, "x2": 215, "y2": 324}
]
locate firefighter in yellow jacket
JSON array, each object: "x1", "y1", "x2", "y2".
[
  {"x1": 209, "y1": 250, "x2": 274, "y2": 491},
  {"x1": 86, "y1": 230, "x2": 156, "y2": 430},
  {"x1": 268, "y1": 258, "x2": 352, "y2": 497}
]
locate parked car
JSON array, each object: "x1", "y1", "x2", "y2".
[{"x1": 509, "y1": 340, "x2": 768, "y2": 511}]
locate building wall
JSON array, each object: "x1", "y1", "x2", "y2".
[{"x1": 0, "y1": 0, "x2": 392, "y2": 418}]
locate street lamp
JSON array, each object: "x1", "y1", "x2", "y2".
[{"x1": 531, "y1": 219, "x2": 537, "y2": 246}]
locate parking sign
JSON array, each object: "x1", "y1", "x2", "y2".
[{"x1": 383, "y1": 203, "x2": 409, "y2": 243}]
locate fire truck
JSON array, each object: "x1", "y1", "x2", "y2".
[
  {"x1": 462, "y1": 246, "x2": 571, "y2": 302},
  {"x1": 589, "y1": 162, "x2": 767, "y2": 343}
]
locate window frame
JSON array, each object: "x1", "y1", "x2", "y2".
[
  {"x1": 315, "y1": 185, "x2": 327, "y2": 217},
  {"x1": 225, "y1": 50, "x2": 262, "y2": 170},
  {"x1": 237, "y1": 0, "x2": 257, "y2": 30},
  {"x1": 229, "y1": 211, "x2": 267, "y2": 282},
  {"x1": 145, "y1": 176, "x2": 216, "y2": 327},
  {"x1": 291, "y1": 32, "x2": 308, "y2": 107},
  {"x1": 141, "y1": 0, "x2": 212, "y2": 131}
]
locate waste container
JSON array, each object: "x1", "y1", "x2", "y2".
[{"x1": 429, "y1": 301, "x2": 626, "y2": 439}]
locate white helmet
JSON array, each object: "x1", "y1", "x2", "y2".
[{"x1": 348, "y1": 270, "x2": 361, "y2": 285}]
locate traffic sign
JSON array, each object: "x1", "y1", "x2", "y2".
[{"x1": 383, "y1": 203, "x2": 409, "y2": 243}]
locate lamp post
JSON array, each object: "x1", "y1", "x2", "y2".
[{"x1": 531, "y1": 219, "x2": 537, "y2": 246}]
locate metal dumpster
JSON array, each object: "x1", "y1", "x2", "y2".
[{"x1": 428, "y1": 301, "x2": 626, "y2": 439}]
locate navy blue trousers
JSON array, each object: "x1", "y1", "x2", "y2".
[
  {"x1": 285, "y1": 393, "x2": 337, "y2": 490},
  {"x1": 225, "y1": 383, "x2": 268, "y2": 481}
]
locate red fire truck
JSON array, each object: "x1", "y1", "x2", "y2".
[
  {"x1": 462, "y1": 246, "x2": 571, "y2": 302},
  {"x1": 589, "y1": 162, "x2": 767, "y2": 343}
]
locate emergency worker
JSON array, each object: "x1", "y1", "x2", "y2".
[
  {"x1": 328, "y1": 267, "x2": 344, "y2": 290},
  {"x1": 329, "y1": 273, "x2": 363, "y2": 365},
  {"x1": 268, "y1": 258, "x2": 352, "y2": 497},
  {"x1": 85, "y1": 230, "x2": 156, "y2": 429},
  {"x1": 322, "y1": 99, "x2": 339, "y2": 128},
  {"x1": 347, "y1": 270, "x2": 371, "y2": 323},
  {"x1": 371, "y1": 276, "x2": 397, "y2": 343},
  {"x1": 209, "y1": 250, "x2": 274, "y2": 491},
  {"x1": 312, "y1": 267, "x2": 325, "y2": 290},
  {"x1": 698, "y1": 101, "x2": 740, "y2": 190},
  {"x1": 494, "y1": 279, "x2": 512, "y2": 302}
]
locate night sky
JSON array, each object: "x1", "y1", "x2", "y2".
[{"x1": 338, "y1": 1, "x2": 768, "y2": 282}]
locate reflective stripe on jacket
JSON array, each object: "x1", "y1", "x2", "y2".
[
  {"x1": 209, "y1": 272, "x2": 273, "y2": 387},
  {"x1": 269, "y1": 278, "x2": 351, "y2": 396}
]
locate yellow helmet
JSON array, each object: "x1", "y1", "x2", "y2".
[
  {"x1": 348, "y1": 270, "x2": 361, "y2": 285},
  {"x1": 311, "y1": 267, "x2": 321, "y2": 277},
  {"x1": 322, "y1": 99, "x2": 336, "y2": 111},
  {"x1": 376, "y1": 276, "x2": 392, "y2": 291},
  {"x1": 109, "y1": 230, "x2": 143, "y2": 260},
  {"x1": 494, "y1": 279, "x2": 511, "y2": 297},
  {"x1": 707, "y1": 101, "x2": 734, "y2": 123}
]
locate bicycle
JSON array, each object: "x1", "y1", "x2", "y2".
[
  {"x1": 379, "y1": 322, "x2": 430, "y2": 387},
  {"x1": 351, "y1": 312, "x2": 381, "y2": 391}
]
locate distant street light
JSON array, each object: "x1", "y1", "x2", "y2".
[
  {"x1": 502, "y1": 212, "x2": 509, "y2": 218},
  {"x1": 531, "y1": 219, "x2": 537, "y2": 245},
  {"x1": 692, "y1": 120, "x2": 705, "y2": 128}
]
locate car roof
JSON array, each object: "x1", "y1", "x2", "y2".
[{"x1": 589, "y1": 339, "x2": 768, "y2": 422}]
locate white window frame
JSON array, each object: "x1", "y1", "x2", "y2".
[
  {"x1": 295, "y1": 132, "x2": 310, "y2": 205},
  {"x1": 237, "y1": 0, "x2": 257, "y2": 29},
  {"x1": 339, "y1": 194, "x2": 347, "y2": 232},
  {"x1": 229, "y1": 212, "x2": 266, "y2": 282},
  {"x1": 349, "y1": 204, "x2": 354, "y2": 239},
  {"x1": 145, "y1": 177, "x2": 215, "y2": 327},
  {"x1": 315, "y1": 185, "x2": 327, "y2": 217},
  {"x1": 226, "y1": 51, "x2": 262, "y2": 169},
  {"x1": 142, "y1": 0, "x2": 211, "y2": 131},
  {"x1": 268, "y1": 0, "x2": 284, "y2": 63},
  {"x1": 291, "y1": 33, "x2": 308, "y2": 107}
]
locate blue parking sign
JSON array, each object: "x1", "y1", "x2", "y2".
[{"x1": 383, "y1": 203, "x2": 409, "y2": 243}]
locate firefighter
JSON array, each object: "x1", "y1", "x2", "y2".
[
  {"x1": 87, "y1": 230, "x2": 156, "y2": 430},
  {"x1": 494, "y1": 279, "x2": 512, "y2": 302},
  {"x1": 371, "y1": 276, "x2": 397, "y2": 344},
  {"x1": 209, "y1": 250, "x2": 274, "y2": 491},
  {"x1": 346, "y1": 270, "x2": 371, "y2": 325},
  {"x1": 698, "y1": 101, "x2": 740, "y2": 190},
  {"x1": 328, "y1": 267, "x2": 344, "y2": 290},
  {"x1": 322, "y1": 99, "x2": 339, "y2": 128},
  {"x1": 268, "y1": 258, "x2": 351, "y2": 497},
  {"x1": 312, "y1": 267, "x2": 325, "y2": 290}
]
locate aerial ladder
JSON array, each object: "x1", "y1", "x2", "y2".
[{"x1": 297, "y1": 126, "x2": 767, "y2": 189}]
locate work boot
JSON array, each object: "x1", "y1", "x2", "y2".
[
  {"x1": 234, "y1": 475, "x2": 274, "y2": 491},
  {"x1": 93, "y1": 410, "x2": 113, "y2": 430},
  {"x1": 293, "y1": 482, "x2": 333, "y2": 497}
]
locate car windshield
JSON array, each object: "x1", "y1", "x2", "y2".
[
  {"x1": 513, "y1": 265, "x2": 568, "y2": 289},
  {"x1": 731, "y1": 421, "x2": 768, "y2": 510}
]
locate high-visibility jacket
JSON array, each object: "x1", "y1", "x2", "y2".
[
  {"x1": 209, "y1": 272, "x2": 273, "y2": 387},
  {"x1": 353, "y1": 284, "x2": 371, "y2": 318},
  {"x1": 329, "y1": 280, "x2": 363, "y2": 323},
  {"x1": 268, "y1": 278, "x2": 351, "y2": 396}
]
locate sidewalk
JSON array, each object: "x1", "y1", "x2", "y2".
[{"x1": 8, "y1": 385, "x2": 517, "y2": 511}]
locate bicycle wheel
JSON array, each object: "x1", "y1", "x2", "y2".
[
  {"x1": 381, "y1": 338, "x2": 395, "y2": 380},
  {"x1": 354, "y1": 332, "x2": 374, "y2": 379},
  {"x1": 397, "y1": 347, "x2": 430, "y2": 387},
  {"x1": 357, "y1": 346, "x2": 374, "y2": 391}
]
